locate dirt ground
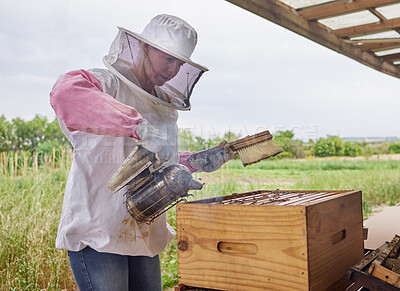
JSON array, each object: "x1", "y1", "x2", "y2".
[{"x1": 364, "y1": 205, "x2": 400, "y2": 249}]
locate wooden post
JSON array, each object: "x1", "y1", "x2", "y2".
[
  {"x1": 3, "y1": 152, "x2": 7, "y2": 176},
  {"x1": 60, "y1": 147, "x2": 64, "y2": 169},
  {"x1": 14, "y1": 152, "x2": 18, "y2": 176},
  {"x1": 67, "y1": 148, "x2": 72, "y2": 167},
  {"x1": 23, "y1": 152, "x2": 27, "y2": 176},
  {"x1": 34, "y1": 152, "x2": 38, "y2": 173},
  {"x1": 52, "y1": 147, "x2": 56, "y2": 169},
  {"x1": 9, "y1": 154, "x2": 13, "y2": 177}
]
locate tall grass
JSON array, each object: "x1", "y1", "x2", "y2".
[
  {"x1": 0, "y1": 152, "x2": 75, "y2": 290},
  {"x1": 1, "y1": 151, "x2": 400, "y2": 289}
]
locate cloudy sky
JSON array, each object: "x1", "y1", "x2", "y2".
[{"x1": 1, "y1": 0, "x2": 399, "y2": 140}]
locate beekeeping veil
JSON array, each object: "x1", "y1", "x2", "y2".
[{"x1": 103, "y1": 14, "x2": 208, "y2": 111}]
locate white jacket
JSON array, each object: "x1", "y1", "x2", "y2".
[
  {"x1": 51, "y1": 25, "x2": 207, "y2": 256},
  {"x1": 54, "y1": 68, "x2": 178, "y2": 256}
]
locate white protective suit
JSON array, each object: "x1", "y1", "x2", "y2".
[{"x1": 53, "y1": 17, "x2": 207, "y2": 256}]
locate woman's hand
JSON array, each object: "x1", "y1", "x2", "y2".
[
  {"x1": 189, "y1": 141, "x2": 236, "y2": 172},
  {"x1": 136, "y1": 120, "x2": 172, "y2": 162}
]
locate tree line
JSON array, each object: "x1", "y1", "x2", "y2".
[
  {"x1": 1, "y1": 115, "x2": 400, "y2": 159},
  {"x1": 179, "y1": 129, "x2": 400, "y2": 158},
  {"x1": 0, "y1": 115, "x2": 70, "y2": 167}
]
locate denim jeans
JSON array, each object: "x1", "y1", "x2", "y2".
[{"x1": 68, "y1": 246, "x2": 162, "y2": 291}]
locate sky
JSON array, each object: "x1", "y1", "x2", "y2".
[{"x1": 0, "y1": 0, "x2": 399, "y2": 141}]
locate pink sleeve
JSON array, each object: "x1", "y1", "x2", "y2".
[
  {"x1": 179, "y1": 151, "x2": 198, "y2": 173},
  {"x1": 50, "y1": 69, "x2": 143, "y2": 139}
]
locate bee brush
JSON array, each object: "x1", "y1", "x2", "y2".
[{"x1": 227, "y1": 130, "x2": 283, "y2": 167}]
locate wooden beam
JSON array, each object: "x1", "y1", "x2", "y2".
[
  {"x1": 381, "y1": 52, "x2": 400, "y2": 61},
  {"x1": 345, "y1": 38, "x2": 400, "y2": 50},
  {"x1": 298, "y1": 0, "x2": 400, "y2": 20},
  {"x1": 224, "y1": 0, "x2": 400, "y2": 78},
  {"x1": 334, "y1": 17, "x2": 400, "y2": 37},
  {"x1": 368, "y1": 8, "x2": 387, "y2": 22}
]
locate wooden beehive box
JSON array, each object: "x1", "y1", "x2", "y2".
[{"x1": 177, "y1": 190, "x2": 364, "y2": 291}]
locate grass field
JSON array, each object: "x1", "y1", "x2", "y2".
[{"x1": 1, "y1": 155, "x2": 400, "y2": 290}]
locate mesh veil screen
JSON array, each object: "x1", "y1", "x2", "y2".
[{"x1": 112, "y1": 33, "x2": 204, "y2": 109}]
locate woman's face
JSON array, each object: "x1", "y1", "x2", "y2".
[{"x1": 144, "y1": 45, "x2": 185, "y2": 86}]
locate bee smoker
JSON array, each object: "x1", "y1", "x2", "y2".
[{"x1": 107, "y1": 144, "x2": 203, "y2": 224}]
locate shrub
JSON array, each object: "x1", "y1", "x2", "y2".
[
  {"x1": 389, "y1": 142, "x2": 400, "y2": 154},
  {"x1": 344, "y1": 141, "x2": 357, "y2": 157}
]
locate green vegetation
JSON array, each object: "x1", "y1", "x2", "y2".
[
  {"x1": 389, "y1": 142, "x2": 400, "y2": 154},
  {"x1": 0, "y1": 115, "x2": 69, "y2": 152},
  {"x1": 1, "y1": 115, "x2": 400, "y2": 289},
  {"x1": 178, "y1": 129, "x2": 240, "y2": 152},
  {"x1": 2, "y1": 152, "x2": 397, "y2": 289},
  {"x1": 0, "y1": 156, "x2": 73, "y2": 290}
]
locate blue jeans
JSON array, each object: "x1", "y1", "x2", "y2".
[{"x1": 68, "y1": 247, "x2": 162, "y2": 291}]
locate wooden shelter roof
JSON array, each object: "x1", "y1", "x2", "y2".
[{"x1": 225, "y1": 0, "x2": 400, "y2": 78}]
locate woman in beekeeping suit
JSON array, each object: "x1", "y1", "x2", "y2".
[{"x1": 50, "y1": 14, "x2": 232, "y2": 290}]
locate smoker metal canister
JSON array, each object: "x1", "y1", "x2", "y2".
[{"x1": 125, "y1": 164, "x2": 203, "y2": 223}]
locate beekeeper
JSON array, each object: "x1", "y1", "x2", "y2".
[{"x1": 50, "y1": 14, "x2": 232, "y2": 290}]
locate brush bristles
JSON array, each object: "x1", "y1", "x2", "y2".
[{"x1": 236, "y1": 139, "x2": 283, "y2": 166}]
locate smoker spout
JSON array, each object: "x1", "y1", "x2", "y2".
[{"x1": 188, "y1": 179, "x2": 203, "y2": 191}]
